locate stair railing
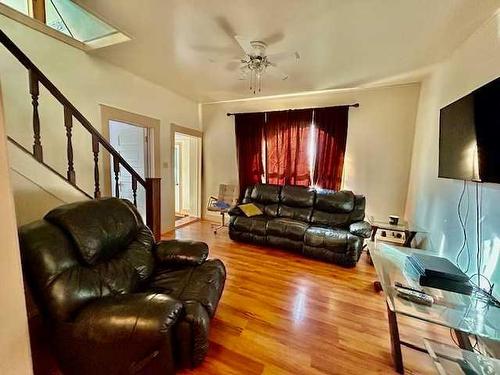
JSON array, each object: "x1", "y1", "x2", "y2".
[{"x1": 0, "y1": 29, "x2": 162, "y2": 240}]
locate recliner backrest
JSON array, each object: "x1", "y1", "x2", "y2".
[
  {"x1": 278, "y1": 185, "x2": 315, "y2": 222},
  {"x1": 19, "y1": 198, "x2": 155, "y2": 322}
]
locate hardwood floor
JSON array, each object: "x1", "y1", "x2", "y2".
[{"x1": 165, "y1": 221, "x2": 451, "y2": 375}]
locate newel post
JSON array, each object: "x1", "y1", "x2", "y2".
[{"x1": 145, "y1": 177, "x2": 161, "y2": 241}]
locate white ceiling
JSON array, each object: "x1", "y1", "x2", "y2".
[{"x1": 78, "y1": 0, "x2": 500, "y2": 103}]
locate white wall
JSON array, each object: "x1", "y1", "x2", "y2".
[
  {"x1": 202, "y1": 84, "x2": 420, "y2": 221},
  {"x1": 405, "y1": 10, "x2": 500, "y2": 288},
  {"x1": 0, "y1": 14, "x2": 200, "y2": 232},
  {"x1": 8, "y1": 140, "x2": 89, "y2": 225},
  {"x1": 0, "y1": 83, "x2": 32, "y2": 375}
]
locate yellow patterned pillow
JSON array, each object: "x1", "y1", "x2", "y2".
[{"x1": 238, "y1": 203, "x2": 263, "y2": 217}]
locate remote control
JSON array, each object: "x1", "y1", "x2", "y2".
[{"x1": 396, "y1": 288, "x2": 434, "y2": 306}]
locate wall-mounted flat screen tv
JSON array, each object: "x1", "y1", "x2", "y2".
[{"x1": 439, "y1": 76, "x2": 500, "y2": 183}]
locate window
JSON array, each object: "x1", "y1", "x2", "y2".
[
  {"x1": 1, "y1": 0, "x2": 28, "y2": 14},
  {"x1": 0, "y1": 0, "x2": 129, "y2": 49}
]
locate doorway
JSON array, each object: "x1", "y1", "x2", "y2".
[
  {"x1": 100, "y1": 105, "x2": 161, "y2": 221},
  {"x1": 109, "y1": 120, "x2": 149, "y2": 217},
  {"x1": 172, "y1": 126, "x2": 202, "y2": 228}
]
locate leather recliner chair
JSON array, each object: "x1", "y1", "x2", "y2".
[
  {"x1": 19, "y1": 198, "x2": 226, "y2": 374},
  {"x1": 229, "y1": 184, "x2": 371, "y2": 267}
]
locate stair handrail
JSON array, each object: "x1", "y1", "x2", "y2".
[
  {"x1": 0, "y1": 29, "x2": 162, "y2": 239},
  {"x1": 0, "y1": 29, "x2": 145, "y2": 186}
]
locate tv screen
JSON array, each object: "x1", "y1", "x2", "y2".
[{"x1": 439, "y1": 77, "x2": 500, "y2": 183}]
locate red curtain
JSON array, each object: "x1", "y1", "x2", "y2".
[
  {"x1": 265, "y1": 109, "x2": 313, "y2": 186},
  {"x1": 312, "y1": 106, "x2": 349, "y2": 190},
  {"x1": 234, "y1": 112, "x2": 266, "y2": 198}
]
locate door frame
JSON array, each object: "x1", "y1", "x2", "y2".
[
  {"x1": 100, "y1": 104, "x2": 161, "y2": 196},
  {"x1": 170, "y1": 124, "x2": 202, "y2": 221},
  {"x1": 174, "y1": 141, "x2": 183, "y2": 214}
]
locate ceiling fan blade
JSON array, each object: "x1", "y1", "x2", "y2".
[
  {"x1": 267, "y1": 51, "x2": 300, "y2": 63},
  {"x1": 226, "y1": 60, "x2": 244, "y2": 71},
  {"x1": 267, "y1": 65, "x2": 289, "y2": 80},
  {"x1": 263, "y1": 31, "x2": 284, "y2": 45},
  {"x1": 234, "y1": 35, "x2": 254, "y2": 55}
]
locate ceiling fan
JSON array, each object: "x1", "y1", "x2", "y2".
[{"x1": 231, "y1": 35, "x2": 300, "y2": 94}]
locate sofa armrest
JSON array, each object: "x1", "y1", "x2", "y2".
[
  {"x1": 155, "y1": 240, "x2": 209, "y2": 266},
  {"x1": 349, "y1": 221, "x2": 372, "y2": 238},
  {"x1": 228, "y1": 205, "x2": 244, "y2": 216}
]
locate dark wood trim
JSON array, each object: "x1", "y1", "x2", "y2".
[
  {"x1": 29, "y1": 69, "x2": 43, "y2": 162},
  {"x1": 113, "y1": 156, "x2": 120, "y2": 198},
  {"x1": 92, "y1": 134, "x2": 101, "y2": 199},
  {"x1": 31, "y1": 0, "x2": 46, "y2": 23},
  {"x1": 64, "y1": 106, "x2": 75, "y2": 184},
  {"x1": 146, "y1": 177, "x2": 161, "y2": 241}
]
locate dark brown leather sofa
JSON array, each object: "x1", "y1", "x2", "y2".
[
  {"x1": 19, "y1": 198, "x2": 226, "y2": 374},
  {"x1": 229, "y1": 184, "x2": 371, "y2": 267}
]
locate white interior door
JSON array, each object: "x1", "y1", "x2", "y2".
[{"x1": 109, "y1": 120, "x2": 147, "y2": 218}]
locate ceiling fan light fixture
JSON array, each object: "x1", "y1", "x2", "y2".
[{"x1": 234, "y1": 36, "x2": 298, "y2": 94}]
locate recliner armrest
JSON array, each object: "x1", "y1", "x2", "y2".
[
  {"x1": 74, "y1": 293, "x2": 182, "y2": 344},
  {"x1": 349, "y1": 221, "x2": 372, "y2": 238},
  {"x1": 155, "y1": 240, "x2": 209, "y2": 266},
  {"x1": 58, "y1": 293, "x2": 182, "y2": 374}
]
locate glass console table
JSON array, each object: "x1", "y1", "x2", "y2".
[
  {"x1": 370, "y1": 242, "x2": 500, "y2": 374},
  {"x1": 424, "y1": 338, "x2": 500, "y2": 375}
]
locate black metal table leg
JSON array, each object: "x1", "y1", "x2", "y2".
[
  {"x1": 387, "y1": 302, "x2": 404, "y2": 374},
  {"x1": 454, "y1": 330, "x2": 474, "y2": 351}
]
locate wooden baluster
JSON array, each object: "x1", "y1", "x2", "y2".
[
  {"x1": 132, "y1": 175, "x2": 137, "y2": 206},
  {"x1": 146, "y1": 177, "x2": 161, "y2": 241},
  {"x1": 64, "y1": 106, "x2": 76, "y2": 184},
  {"x1": 92, "y1": 134, "x2": 101, "y2": 198},
  {"x1": 29, "y1": 70, "x2": 43, "y2": 162},
  {"x1": 113, "y1": 156, "x2": 120, "y2": 197}
]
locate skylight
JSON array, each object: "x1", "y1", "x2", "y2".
[{"x1": 0, "y1": 0, "x2": 129, "y2": 49}]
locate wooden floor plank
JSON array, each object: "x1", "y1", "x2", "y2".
[{"x1": 171, "y1": 221, "x2": 449, "y2": 375}]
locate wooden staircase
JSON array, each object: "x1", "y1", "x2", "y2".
[{"x1": 0, "y1": 29, "x2": 162, "y2": 239}]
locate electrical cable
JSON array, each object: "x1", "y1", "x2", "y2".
[
  {"x1": 475, "y1": 182, "x2": 481, "y2": 288},
  {"x1": 456, "y1": 180, "x2": 471, "y2": 273}
]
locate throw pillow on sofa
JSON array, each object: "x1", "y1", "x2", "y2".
[{"x1": 238, "y1": 203, "x2": 263, "y2": 217}]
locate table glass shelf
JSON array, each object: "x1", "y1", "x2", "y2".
[
  {"x1": 424, "y1": 338, "x2": 500, "y2": 375},
  {"x1": 370, "y1": 243, "x2": 500, "y2": 341}
]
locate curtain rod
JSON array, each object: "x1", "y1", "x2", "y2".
[{"x1": 226, "y1": 103, "x2": 359, "y2": 117}]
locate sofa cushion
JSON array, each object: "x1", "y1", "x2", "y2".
[
  {"x1": 277, "y1": 185, "x2": 315, "y2": 222},
  {"x1": 280, "y1": 185, "x2": 315, "y2": 207},
  {"x1": 314, "y1": 190, "x2": 354, "y2": 212},
  {"x1": 250, "y1": 184, "x2": 281, "y2": 204},
  {"x1": 45, "y1": 198, "x2": 139, "y2": 265},
  {"x1": 267, "y1": 218, "x2": 310, "y2": 241},
  {"x1": 230, "y1": 216, "x2": 268, "y2": 236},
  {"x1": 311, "y1": 190, "x2": 356, "y2": 227}
]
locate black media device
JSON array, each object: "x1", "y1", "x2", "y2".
[{"x1": 407, "y1": 254, "x2": 473, "y2": 295}]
